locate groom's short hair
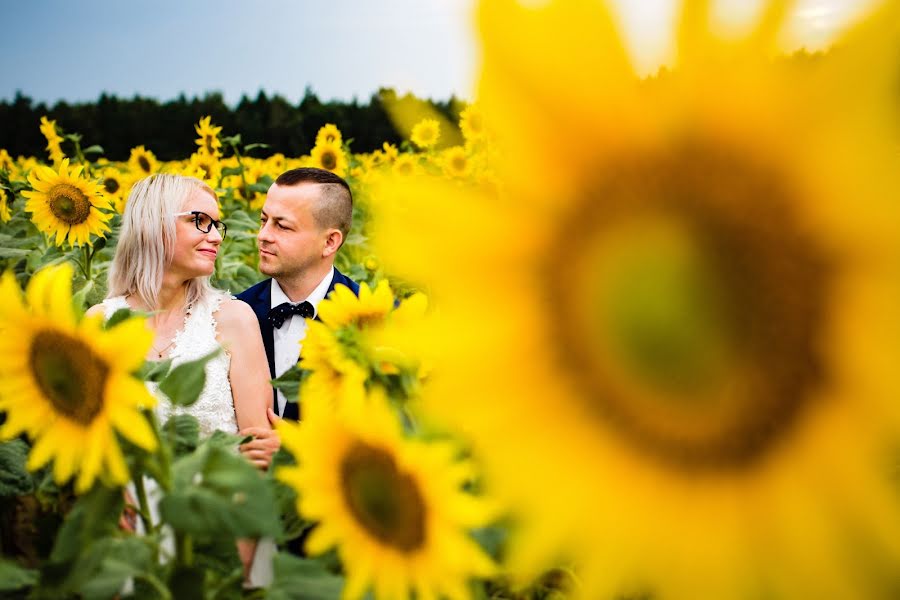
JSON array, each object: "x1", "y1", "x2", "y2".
[{"x1": 275, "y1": 168, "x2": 352, "y2": 243}]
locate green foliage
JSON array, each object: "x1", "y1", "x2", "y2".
[
  {"x1": 267, "y1": 554, "x2": 345, "y2": 600},
  {"x1": 158, "y1": 349, "x2": 221, "y2": 407},
  {"x1": 161, "y1": 431, "x2": 280, "y2": 540}
]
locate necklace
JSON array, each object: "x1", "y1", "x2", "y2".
[
  {"x1": 151, "y1": 337, "x2": 177, "y2": 359},
  {"x1": 150, "y1": 301, "x2": 191, "y2": 359}
]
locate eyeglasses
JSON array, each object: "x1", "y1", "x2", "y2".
[{"x1": 174, "y1": 211, "x2": 227, "y2": 238}]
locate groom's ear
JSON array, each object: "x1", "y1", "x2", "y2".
[{"x1": 322, "y1": 229, "x2": 343, "y2": 258}]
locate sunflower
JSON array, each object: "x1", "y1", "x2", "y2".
[
  {"x1": 310, "y1": 140, "x2": 349, "y2": 177},
  {"x1": 128, "y1": 145, "x2": 159, "y2": 177},
  {"x1": 316, "y1": 123, "x2": 344, "y2": 147},
  {"x1": 300, "y1": 282, "x2": 396, "y2": 418},
  {"x1": 22, "y1": 159, "x2": 113, "y2": 247},
  {"x1": 391, "y1": 154, "x2": 421, "y2": 177},
  {"x1": 39, "y1": 116, "x2": 65, "y2": 165},
  {"x1": 99, "y1": 166, "x2": 132, "y2": 213},
  {"x1": 458, "y1": 105, "x2": 486, "y2": 144},
  {"x1": 372, "y1": 0, "x2": 900, "y2": 598},
  {"x1": 0, "y1": 148, "x2": 14, "y2": 173},
  {"x1": 441, "y1": 146, "x2": 471, "y2": 179},
  {"x1": 276, "y1": 392, "x2": 496, "y2": 600},
  {"x1": 0, "y1": 265, "x2": 158, "y2": 492},
  {"x1": 0, "y1": 188, "x2": 10, "y2": 223},
  {"x1": 410, "y1": 119, "x2": 440, "y2": 150},
  {"x1": 194, "y1": 115, "x2": 223, "y2": 156},
  {"x1": 186, "y1": 148, "x2": 222, "y2": 186}
]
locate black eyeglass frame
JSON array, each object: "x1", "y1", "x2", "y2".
[{"x1": 173, "y1": 211, "x2": 227, "y2": 239}]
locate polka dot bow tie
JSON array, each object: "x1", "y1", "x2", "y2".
[{"x1": 267, "y1": 301, "x2": 314, "y2": 328}]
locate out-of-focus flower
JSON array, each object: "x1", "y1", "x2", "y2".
[{"x1": 373, "y1": 0, "x2": 900, "y2": 598}]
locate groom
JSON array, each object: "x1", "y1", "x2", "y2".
[{"x1": 236, "y1": 167, "x2": 359, "y2": 469}]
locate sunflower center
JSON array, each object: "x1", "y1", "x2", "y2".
[
  {"x1": 548, "y1": 140, "x2": 832, "y2": 471},
  {"x1": 320, "y1": 151, "x2": 338, "y2": 171},
  {"x1": 138, "y1": 155, "x2": 151, "y2": 173},
  {"x1": 103, "y1": 177, "x2": 120, "y2": 194},
  {"x1": 48, "y1": 183, "x2": 92, "y2": 225},
  {"x1": 29, "y1": 330, "x2": 109, "y2": 425},
  {"x1": 339, "y1": 441, "x2": 427, "y2": 552}
]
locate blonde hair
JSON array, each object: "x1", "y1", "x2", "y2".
[{"x1": 107, "y1": 173, "x2": 218, "y2": 310}]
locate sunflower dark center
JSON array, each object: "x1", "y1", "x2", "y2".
[
  {"x1": 547, "y1": 139, "x2": 832, "y2": 472},
  {"x1": 320, "y1": 151, "x2": 337, "y2": 171},
  {"x1": 138, "y1": 155, "x2": 151, "y2": 173},
  {"x1": 48, "y1": 183, "x2": 92, "y2": 225},
  {"x1": 103, "y1": 177, "x2": 120, "y2": 194},
  {"x1": 339, "y1": 441, "x2": 427, "y2": 552},
  {"x1": 29, "y1": 330, "x2": 109, "y2": 425}
]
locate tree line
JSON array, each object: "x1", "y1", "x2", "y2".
[{"x1": 0, "y1": 88, "x2": 464, "y2": 161}]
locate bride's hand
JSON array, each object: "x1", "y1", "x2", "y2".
[{"x1": 239, "y1": 408, "x2": 282, "y2": 470}]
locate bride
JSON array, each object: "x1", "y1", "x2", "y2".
[{"x1": 87, "y1": 173, "x2": 274, "y2": 585}]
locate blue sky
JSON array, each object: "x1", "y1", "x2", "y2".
[{"x1": 2, "y1": 0, "x2": 873, "y2": 107}]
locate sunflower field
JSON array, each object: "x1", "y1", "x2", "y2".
[{"x1": 3, "y1": 0, "x2": 900, "y2": 599}]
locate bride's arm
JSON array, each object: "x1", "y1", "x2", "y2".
[
  {"x1": 216, "y1": 298, "x2": 274, "y2": 584},
  {"x1": 216, "y1": 298, "x2": 273, "y2": 434}
]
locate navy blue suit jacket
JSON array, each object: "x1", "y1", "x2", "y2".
[{"x1": 236, "y1": 268, "x2": 360, "y2": 420}]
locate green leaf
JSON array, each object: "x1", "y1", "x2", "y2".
[
  {"x1": 222, "y1": 133, "x2": 242, "y2": 146},
  {"x1": 158, "y1": 348, "x2": 221, "y2": 407},
  {"x1": 162, "y1": 414, "x2": 200, "y2": 457},
  {"x1": 77, "y1": 537, "x2": 153, "y2": 600},
  {"x1": 0, "y1": 247, "x2": 31, "y2": 259},
  {"x1": 160, "y1": 437, "x2": 280, "y2": 539},
  {"x1": 49, "y1": 485, "x2": 123, "y2": 564},
  {"x1": 267, "y1": 554, "x2": 345, "y2": 600},
  {"x1": 272, "y1": 365, "x2": 305, "y2": 405},
  {"x1": 137, "y1": 357, "x2": 173, "y2": 382},
  {"x1": 0, "y1": 559, "x2": 38, "y2": 592},
  {"x1": 243, "y1": 143, "x2": 270, "y2": 152},
  {"x1": 220, "y1": 165, "x2": 244, "y2": 177},
  {"x1": 0, "y1": 439, "x2": 34, "y2": 497},
  {"x1": 71, "y1": 279, "x2": 94, "y2": 313},
  {"x1": 103, "y1": 307, "x2": 135, "y2": 330},
  {"x1": 82, "y1": 145, "x2": 105, "y2": 155}
]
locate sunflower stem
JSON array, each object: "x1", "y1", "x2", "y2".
[
  {"x1": 176, "y1": 532, "x2": 195, "y2": 567},
  {"x1": 134, "y1": 573, "x2": 172, "y2": 600},
  {"x1": 133, "y1": 475, "x2": 153, "y2": 535}
]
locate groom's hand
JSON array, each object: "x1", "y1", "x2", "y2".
[{"x1": 239, "y1": 408, "x2": 282, "y2": 470}]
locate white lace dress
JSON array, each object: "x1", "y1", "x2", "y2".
[
  {"x1": 102, "y1": 292, "x2": 274, "y2": 587},
  {"x1": 101, "y1": 293, "x2": 238, "y2": 436}
]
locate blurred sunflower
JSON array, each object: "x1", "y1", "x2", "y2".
[
  {"x1": 458, "y1": 105, "x2": 486, "y2": 144},
  {"x1": 194, "y1": 115, "x2": 223, "y2": 156},
  {"x1": 373, "y1": 0, "x2": 900, "y2": 598},
  {"x1": 99, "y1": 166, "x2": 132, "y2": 213},
  {"x1": 310, "y1": 139, "x2": 349, "y2": 177},
  {"x1": 128, "y1": 145, "x2": 159, "y2": 177},
  {"x1": 22, "y1": 159, "x2": 112, "y2": 247},
  {"x1": 410, "y1": 118, "x2": 440, "y2": 149},
  {"x1": 0, "y1": 148, "x2": 16, "y2": 172},
  {"x1": 186, "y1": 148, "x2": 222, "y2": 186},
  {"x1": 39, "y1": 116, "x2": 65, "y2": 164},
  {"x1": 0, "y1": 265, "x2": 158, "y2": 492},
  {"x1": 276, "y1": 392, "x2": 496, "y2": 600},
  {"x1": 441, "y1": 146, "x2": 471, "y2": 179},
  {"x1": 315, "y1": 123, "x2": 344, "y2": 146},
  {"x1": 0, "y1": 188, "x2": 10, "y2": 223},
  {"x1": 392, "y1": 154, "x2": 421, "y2": 177}
]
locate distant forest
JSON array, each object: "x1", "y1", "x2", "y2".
[{"x1": 0, "y1": 88, "x2": 465, "y2": 161}]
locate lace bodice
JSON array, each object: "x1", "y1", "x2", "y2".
[{"x1": 102, "y1": 293, "x2": 238, "y2": 437}]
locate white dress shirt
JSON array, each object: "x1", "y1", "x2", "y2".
[{"x1": 270, "y1": 267, "x2": 334, "y2": 416}]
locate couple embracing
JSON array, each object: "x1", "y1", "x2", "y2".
[{"x1": 87, "y1": 167, "x2": 359, "y2": 585}]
